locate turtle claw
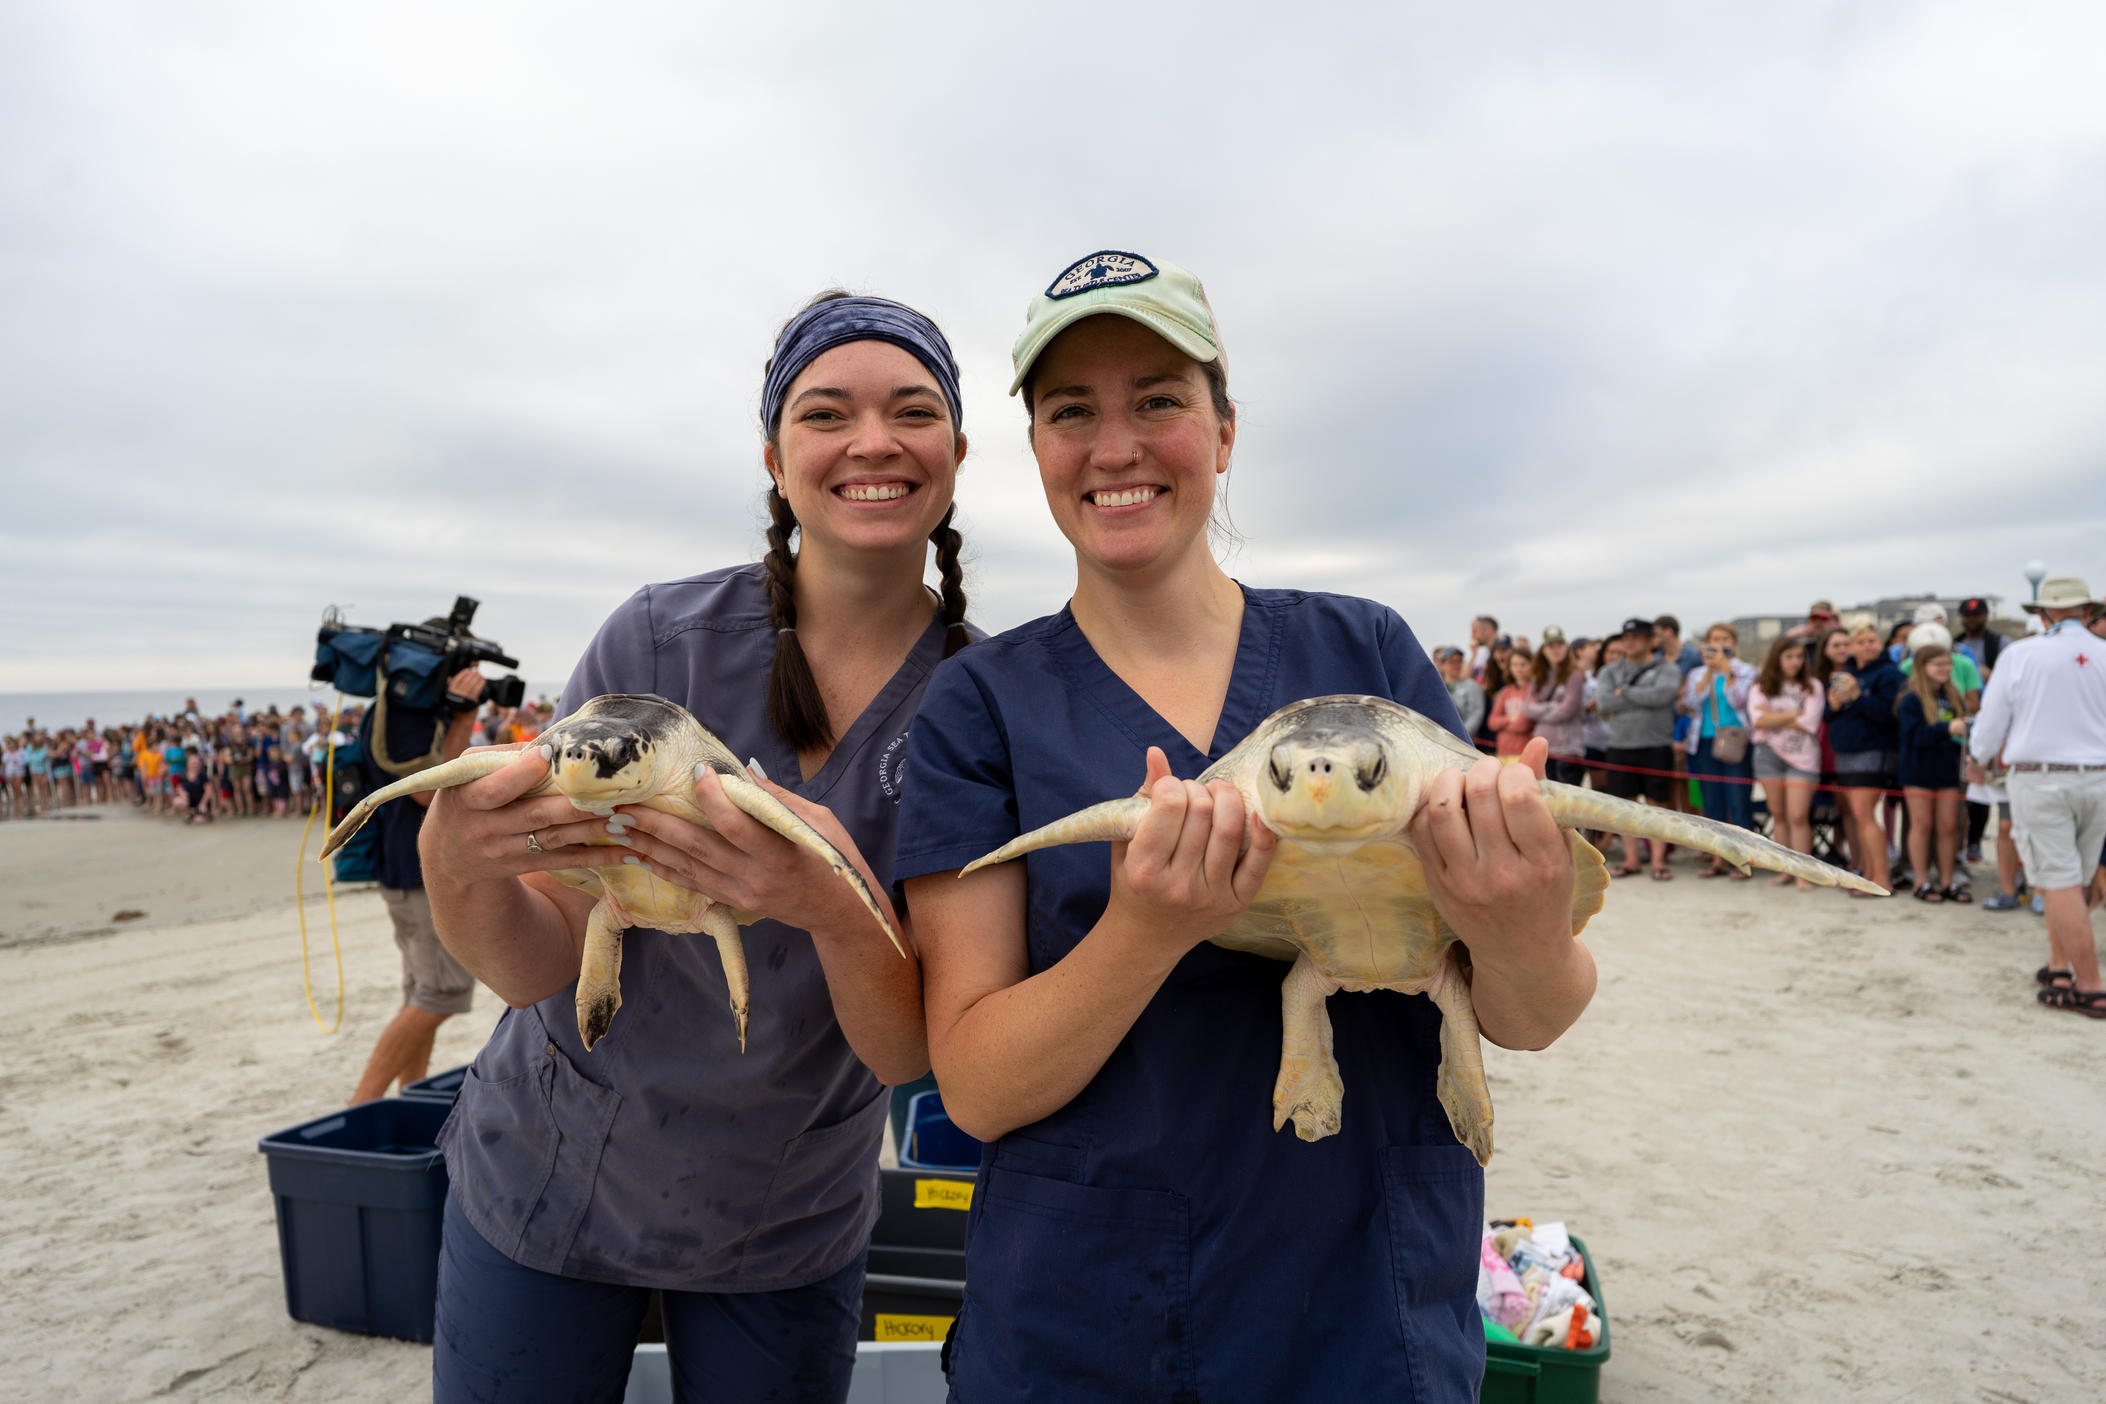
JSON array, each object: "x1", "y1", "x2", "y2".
[
  {"x1": 579, "y1": 990, "x2": 621, "y2": 1051},
  {"x1": 1276, "y1": 1091, "x2": 1343, "y2": 1143}
]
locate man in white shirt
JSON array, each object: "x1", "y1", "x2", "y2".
[{"x1": 1969, "y1": 577, "x2": 2106, "y2": 1018}]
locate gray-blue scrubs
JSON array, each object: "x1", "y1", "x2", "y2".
[{"x1": 434, "y1": 565, "x2": 957, "y2": 1387}]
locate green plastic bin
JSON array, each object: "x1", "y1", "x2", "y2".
[{"x1": 1481, "y1": 1233, "x2": 1611, "y2": 1404}]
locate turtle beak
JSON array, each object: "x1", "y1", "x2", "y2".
[
  {"x1": 1263, "y1": 734, "x2": 1398, "y2": 839},
  {"x1": 1271, "y1": 742, "x2": 1337, "y2": 805},
  {"x1": 549, "y1": 732, "x2": 656, "y2": 808}
]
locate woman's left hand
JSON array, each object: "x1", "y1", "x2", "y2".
[
  {"x1": 1410, "y1": 737, "x2": 1576, "y2": 966},
  {"x1": 613, "y1": 768, "x2": 898, "y2": 942},
  {"x1": 1411, "y1": 736, "x2": 1594, "y2": 1049}
]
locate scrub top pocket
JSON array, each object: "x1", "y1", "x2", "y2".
[
  {"x1": 951, "y1": 1166, "x2": 1195, "y2": 1403},
  {"x1": 1381, "y1": 1143, "x2": 1486, "y2": 1400},
  {"x1": 439, "y1": 1041, "x2": 621, "y2": 1273},
  {"x1": 739, "y1": 1086, "x2": 888, "y2": 1284}
]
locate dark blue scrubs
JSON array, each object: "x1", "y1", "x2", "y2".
[{"x1": 895, "y1": 586, "x2": 1486, "y2": 1403}]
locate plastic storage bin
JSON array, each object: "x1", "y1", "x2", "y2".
[
  {"x1": 896, "y1": 1090, "x2": 981, "y2": 1171},
  {"x1": 625, "y1": 1343, "x2": 945, "y2": 1404},
  {"x1": 256, "y1": 1097, "x2": 452, "y2": 1342},
  {"x1": 1481, "y1": 1232, "x2": 1612, "y2": 1404},
  {"x1": 401, "y1": 1064, "x2": 468, "y2": 1102},
  {"x1": 862, "y1": 1168, "x2": 972, "y2": 1342}
]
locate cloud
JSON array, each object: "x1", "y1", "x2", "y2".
[{"x1": 3, "y1": 0, "x2": 2102, "y2": 693}]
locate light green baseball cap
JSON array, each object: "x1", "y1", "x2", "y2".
[{"x1": 1009, "y1": 250, "x2": 1223, "y2": 395}]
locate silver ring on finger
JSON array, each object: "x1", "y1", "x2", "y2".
[{"x1": 526, "y1": 830, "x2": 545, "y2": 855}]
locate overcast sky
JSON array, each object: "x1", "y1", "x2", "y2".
[{"x1": 4, "y1": 1, "x2": 2103, "y2": 693}]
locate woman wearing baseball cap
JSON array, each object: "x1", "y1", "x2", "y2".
[{"x1": 894, "y1": 252, "x2": 1596, "y2": 1399}]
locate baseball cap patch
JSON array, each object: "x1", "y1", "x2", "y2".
[{"x1": 1046, "y1": 251, "x2": 1159, "y2": 299}]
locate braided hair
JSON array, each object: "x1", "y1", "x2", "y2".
[{"x1": 762, "y1": 291, "x2": 969, "y2": 754}]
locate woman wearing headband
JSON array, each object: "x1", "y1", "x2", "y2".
[
  {"x1": 894, "y1": 253, "x2": 1595, "y2": 1400},
  {"x1": 418, "y1": 292, "x2": 973, "y2": 1402}
]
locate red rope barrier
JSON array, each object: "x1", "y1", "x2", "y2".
[{"x1": 1470, "y1": 737, "x2": 1951, "y2": 802}]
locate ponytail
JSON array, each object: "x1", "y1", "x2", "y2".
[{"x1": 931, "y1": 503, "x2": 970, "y2": 659}]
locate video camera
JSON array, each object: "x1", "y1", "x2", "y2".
[{"x1": 312, "y1": 596, "x2": 528, "y2": 716}]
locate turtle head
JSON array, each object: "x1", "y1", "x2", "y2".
[
  {"x1": 1255, "y1": 710, "x2": 1414, "y2": 844},
  {"x1": 540, "y1": 711, "x2": 665, "y2": 812}
]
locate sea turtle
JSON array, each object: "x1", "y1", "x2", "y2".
[
  {"x1": 319, "y1": 693, "x2": 901, "y2": 1052},
  {"x1": 961, "y1": 694, "x2": 1882, "y2": 1166}
]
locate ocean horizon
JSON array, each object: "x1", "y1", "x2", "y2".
[{"x1": 2, "y1": 684, "x2": 565, "y2": 736}]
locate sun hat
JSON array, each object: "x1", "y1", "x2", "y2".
[
  {"x1": 1010, "y1": 251, "x2": 1222, "y2": 395},
  {"x1": 1911, "y1": 602, "x2": 1948, "y2": 625},
  {"x1": 2021, "y1": 577, "x2": 2101, "y2": 614}
]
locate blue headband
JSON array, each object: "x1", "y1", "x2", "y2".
[{"x1": 761, "y1": 297, "x2": 962, "y2": 435}]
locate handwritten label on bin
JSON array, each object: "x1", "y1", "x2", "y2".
[
  {"x1": 913, "y1": 1177, "x2": 974, "y2": 1211},
  {"x1": 875, "y1": 1313, "x2": 954, "y2": 1342}
]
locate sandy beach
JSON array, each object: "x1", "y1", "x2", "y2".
[{"x1": 3, "y1": 803, "x2": 2100, "y2": 1401}]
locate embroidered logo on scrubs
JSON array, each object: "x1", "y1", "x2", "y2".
[
  {"x1": 877, "y1": 729, "x2": 909, "y2": 802},
  {"x1": 1045, "y1": 251, "x2": 1158, "y2": 299}
]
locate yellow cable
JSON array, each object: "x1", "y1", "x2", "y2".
[{"x1": 292, "y1": 693, "x2": 347, "y2": 1033}]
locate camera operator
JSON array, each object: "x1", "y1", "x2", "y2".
[{"x1": 349, "y1": 657, "x2": 489, "y2": 1105}]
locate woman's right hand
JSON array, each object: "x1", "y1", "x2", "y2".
[
  {"x1": 1105, "y1": 747, "x2": 1276, "y2": 957},
  {"x1": 420, "y1": 744, "x2": 635, "y2": 887}
]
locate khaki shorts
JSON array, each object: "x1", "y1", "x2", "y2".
[
  {"x1": 2006, "y1": 770, "x2": 2106, "y2": 892},
  {"x1": 382, "y1": 886, "x2": 475, "y2": 1015}
]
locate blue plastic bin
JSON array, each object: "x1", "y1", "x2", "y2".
[
  {"x1": 897, "y1": 1090, "x2": 981, "y2": 1171},
  {"x1": 402, "y1": 1065, "x2": 468, "y2": 1102},
  {"x1": 257, "y1": 1097, "x2": 452, "y2": 1342}
]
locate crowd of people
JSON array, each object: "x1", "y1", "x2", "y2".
[
  {"x1": 1432, "y1": 593, "x2": 2106, "y2": 920},
  {"x1": 0, "y1": 695, "x2": 558, "y2": 825}
]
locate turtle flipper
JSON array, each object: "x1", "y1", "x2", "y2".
[
  {"x1": 959, "y1": 797, "x2": 1152, "y2": 877},
  {"x1": 1537, "y1": 780, "x2": 1886, "y2": 894},
  {"x1": 1272, "y1": 954, "x2": 1345, "y2": 1142},
  {"x1": 1425, "y1": 951, "x2": 1494, "y2": 1167},
  {"x1": 577, "y1": 899, "x2": 629, "y2": 1051},
  {"x1": 715, "y1": 773, "x2": 905, "y2": 958},
  {"x1": 700, "y1": 903, "x2": 750, "y2": 1053},
  {"x1": 319, "y1": 749, "x2": 522, "y2": 858}
]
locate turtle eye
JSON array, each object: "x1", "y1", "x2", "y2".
[
  {"x1": 1355, "y1": 754, "x2": 1388, "y2": 792},
  {"x1": 1267, "y1": 747, "x2": 1294, "y2": 793}
]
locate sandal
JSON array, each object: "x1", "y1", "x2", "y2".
[
  {"x1": 1650, "y1": 868, "x2": 1673, "y2": 882},
  {"x1": 2037, "y1": 986, "x2": 2106, "y2": 1019},
  {"x1": 1913, "y1": 884, "x2": 1944, "y2": 903},
  {"x1": 1698, "y1": 866, "x2": 1727, "y2": 879},
  {"x1": 1613, "y1": 866, "x2": 1643, "y2": 878},
  {"x1": 1944, "y1": 885, "x2": 1972, "y2": 904},
  {"x1": 2037, "y1": 966, "x2": 2076, "y2": 987}
]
